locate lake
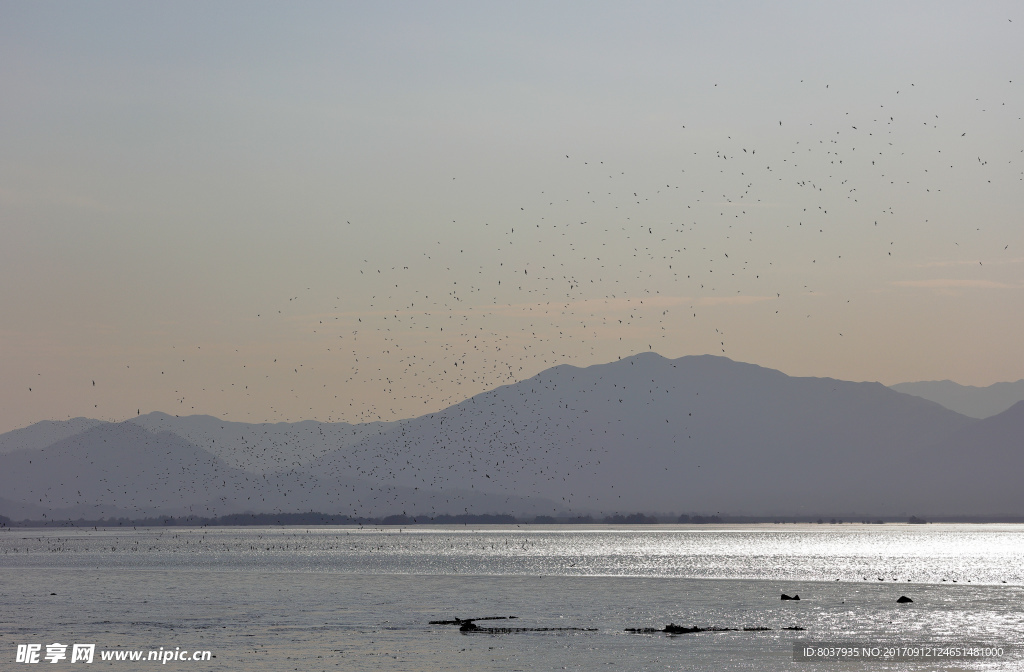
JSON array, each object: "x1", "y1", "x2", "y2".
[{"x1": 2, "y1": 524, "x2": 1022, "y2": 670}]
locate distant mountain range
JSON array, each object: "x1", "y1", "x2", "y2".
[
  {"x1": 889, "y1": 379, "x2": 1024, "y2": 419},
  {"x1": 2, "y1": 354, "x2": 1022, "y2": 521}
]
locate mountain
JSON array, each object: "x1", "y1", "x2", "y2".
[
  {"x1": 890, "y1": 379, "x2": 1024, "y2": 419},
  {"x1": 0, "y1": 421, "x2": 266, "y2": 518},
  {"x1": 0, "y1": 417, "x2": 106, "y2": 454},
  {"x1": 126, "y1": 411, "x2": 399, "y2": 475},
  {"x1": 900, "y1": 400, "x2": 1024, "y2": 515},
  {"x1": 0, "y1": 419, "x2": 556, "y2": 520},
  {"x1": 2, "y1": 354, "x2": 1020, "y2": 520},
  {"x1": 310, "y1": 353, "x2": 980, "y2": 516}
]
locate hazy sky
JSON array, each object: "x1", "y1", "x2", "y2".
[{"x1": 2, "y1": 1, "x2": 1022, "y2": 433}]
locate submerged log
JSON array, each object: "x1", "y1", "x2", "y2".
[
  {"x1": 459, "y1": 621, "x2": 596, "y2": 634},
  {"x1": 429, "y1": 616, "x2": 517, "y2": 625},
  {"x1": 432, "y1": 615, "x2": 593, "y2": 634}
]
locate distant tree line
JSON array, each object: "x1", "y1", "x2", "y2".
[
  {"x1": 2, "y1": 512, "x2": 1020, "y2": 528},
  {"x1": 0, "y1": 512, "x2": 517, "y2": 528},
  {"x1": 0, "y1": 511, "x2": 709, "y2": 527}
]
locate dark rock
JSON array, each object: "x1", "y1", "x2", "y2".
[
  {"x1": 896, "y1": 596, "x2": 913, "y2": 603},
  {"x1": 627, "y1": 623, "x2": 774, "y2": 634},
  {"x1": 663, "y1": 623, "x2": 737, "y2": 634},
  {"x1": 780, "y1": 593, "x2": 800, "y2": 600}
]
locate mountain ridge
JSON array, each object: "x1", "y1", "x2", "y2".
[
  {"x1": 3, "y1": 354, "x2": 1019, "y2": 520},
  {"x1": 890, "y1": 379, "x2": 1024, "y2": 419}
]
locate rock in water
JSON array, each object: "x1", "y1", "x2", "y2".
[
  {"x1": 896, "y1": 595, "x2": 913, "y2": 603},
  {"x1": 781, "y1": 593, "x2": 800, "y2": 601}
]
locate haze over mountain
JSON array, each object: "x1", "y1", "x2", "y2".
[
  {"x1": 0, "y1": 417, "x2": 105, "y2": 455},
  {"x1": 890, "y1": 380, "x2": 1024, "y2": 420},
  {"x1": 2, "y1": 354, "x2": 1021, "y2": 521},
  {"x1": 0, "y1": 420, "x2": 550, "y2": 521},
  {"x1": 127, "y1": 412, "x2": 398, "y2": 476},
  {"x1": 901, "y1": 400, "x2": 1024, "y2": 515}
]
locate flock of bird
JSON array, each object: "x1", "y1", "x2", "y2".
[
  {"x1": 10, "y1": 67, "x2": 1024, "y2": 521},
  {"x1": 231, "y1": 76, "x2": 1021, "y2": 429}
]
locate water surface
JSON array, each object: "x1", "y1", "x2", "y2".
[{"x1": 2, "y1": 524, "x2": 1021, "y2": 670}]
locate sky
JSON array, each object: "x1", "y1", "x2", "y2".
[{"x1": 1, "y1": 1, "x2": 1022, "y2": 434}]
